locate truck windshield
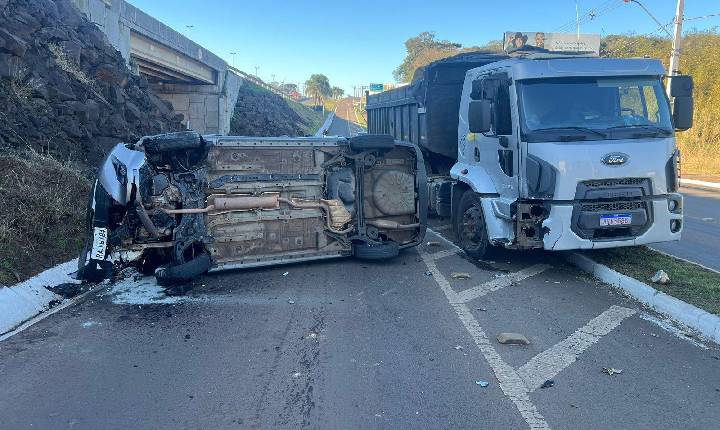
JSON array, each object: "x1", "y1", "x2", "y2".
[{"x1": 518, "y1": 76, "x2": 673, "y2": 142}]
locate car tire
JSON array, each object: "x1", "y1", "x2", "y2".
[
  {"x1": 454, "y1": 191, "x2": 496, "y2": 260},
  {"x1": 154, "y1": 252, "x2": 212, "y2": 287},
  {"x1": 353, "y1": 240, "x2": 400, "y2": 260},
  {"x1": 143, "y1": 131, "x2": 204, "y2": 153},
  {"x1": 349, "y1": 134, "x2": 395, "y2": 152}
]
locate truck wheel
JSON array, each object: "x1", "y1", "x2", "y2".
[
  {"x1": 454, "y1": 191, "x2": 495, "y2": 260},
  {"x1": 353, "y1": 240, "x2": 400, "y2": 260}
]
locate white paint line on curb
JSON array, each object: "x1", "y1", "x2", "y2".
[
  {"x1": 680, "y1": 178, "x2": 720, "y2": 190},
  {"x1": 0, "y1": 285, "x2": 96, "y2": 342},
  {"x1": 0, "y1": 259, "x2": 80, "y2": 336},
  {"x1": 454, "y1": 264, "x2": 550, "y2": 304},
  {"x1": 516, "y1": 305, "x2": 636, "y2": 392},
  {"x1": 566, "y1": 252, "x2": 720, "y2": 345},
  {"x1": 314, "y1": 110, "x2": 336, "y2": 136}
]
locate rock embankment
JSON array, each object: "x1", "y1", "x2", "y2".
[{"x1": 0, "y1": 0, "x2": 183, "y2": 167}]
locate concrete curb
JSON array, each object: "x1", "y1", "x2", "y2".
[
  {"x1": 314, "y1": 111, "x2": 335, "y2": 136},
  {"x1": 0, "y1": 259, "x2": 79, "y2": 336},
  {"x1": 566, "y1": 252, "x2": 720, "y2": 344},
  {"x1": 680, "y1": 178, "x2": 720, "y2": 190}
]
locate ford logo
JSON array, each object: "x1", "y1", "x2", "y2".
[{"x1": 601, "y1": 152, "x2": 629, "y2": 166}]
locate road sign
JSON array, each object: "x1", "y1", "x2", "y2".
[{"x1": 369, "y1": 83, "x2": 384, "y2": 92}]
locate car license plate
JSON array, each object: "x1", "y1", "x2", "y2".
[
  {"x1": 599, "y1": 214, "x2": 632, "y2": 227},
  {"x1": 91, "y1": 227, "x2": 108, "y2": 260}
]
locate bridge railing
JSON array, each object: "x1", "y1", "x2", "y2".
[{"x1": 227, "y1": 66, "x2": 292, "y2": 100}]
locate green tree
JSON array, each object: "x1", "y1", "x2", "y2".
[
  {"x1": 304, "y1": 74, "x2": 331, "y2": 106},
  {"x1": 331, "y1": 86, "x2": 344, "y2": 99},
  {"x1": 393, "y1": 32, "x2": 461, "y2": 83},
  {"x1": 281, "y1": 83, "x2": 298, "y2": 94}
]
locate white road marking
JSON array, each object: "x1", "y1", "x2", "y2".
[
  {"x1": 453, "y1": 264, "x2": 550, "y2": 304},
  {"x1": 516, "y1": 305, "x2": 637, "y2": 392},
  {"x1": 420, "y1": 249, "x2": 550, "y2": 429},
  {"x1": 426, "y1": 248, "x2": 461, "y2": 261}
]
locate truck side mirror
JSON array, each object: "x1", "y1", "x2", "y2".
[
  {"x1": 468, "y1": 100, "x2": 492, "y2": 133},
  {"x1": 669, "y1": 75, "x2": 693, "y2": 131},
  {"x1": 669, "y1": 75, "x2": 693, "y2": 97},
  {"x1": 673, "y1": 96, "x2": 693, "y2": 131}
]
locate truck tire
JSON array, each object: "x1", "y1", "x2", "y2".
[
  {"x1": 353, "y1": 240, "x2": 400, "y2": 260},
  {"x1": 349, "y1": 134, "x2": 395, "y2": 152},
  {"x1": 454, "y1": 191, "x2": 496, "y2": 260}
]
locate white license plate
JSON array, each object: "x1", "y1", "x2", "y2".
[
  {"x1": 599, "y1": 214, "x2": 632, "y2": 227},
  {"x1": 90, "y1": 227, "x2": 108, "y2": 260}
]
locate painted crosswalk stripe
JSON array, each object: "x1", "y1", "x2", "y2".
[{"x1": 453, "y1": 264, "x2": 550, "y2": 304}]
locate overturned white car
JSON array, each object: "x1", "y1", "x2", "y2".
[{"x1": 78, "y1": 132, "x2": 427, "y2": 288}]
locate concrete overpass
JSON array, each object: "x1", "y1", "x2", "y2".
[{"x1": 70, "y1": 0, "x2": 242, "y2": 134}]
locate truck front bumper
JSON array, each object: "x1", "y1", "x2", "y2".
[{"x1": 541, "y1": 195, "x2": 683, "y2": 250}]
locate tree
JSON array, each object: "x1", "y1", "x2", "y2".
[
  {"x1": 304, "y1": 74, "x2": 331, "y2": 106},
  {"x1": 280, "y1": 83, "x2": 298, "y2": 94},
  {"x1": 331, "y1": 86, "x2": 344, "y2": 99},
  {"x1": 393, "y1": 32, "x2": 461, "y2": 83}
]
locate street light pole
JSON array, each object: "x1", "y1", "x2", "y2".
[
  {"x1": 229, "y1": 52, "x2": 237, "y2": 68},
  {"x1": 668, "y1": 0, "x2": 685, "y2": 83},
  {"x1": 254, "y1": 66, "x2": 259, "y2": 78}
]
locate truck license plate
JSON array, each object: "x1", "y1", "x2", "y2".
[
  {"x1": 599, "y1": 214, "x2": 632, "y2": 227},
  {"x1": 91, "y1": 227, "x2": 108, "y2": 260}
]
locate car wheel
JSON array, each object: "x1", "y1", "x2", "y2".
[
  {"x1": 353, "y1": 240, "x2": 400, "y2": 260},
  {"x1": 454, "y1": 191, "x2": 496, "y2": 260}
]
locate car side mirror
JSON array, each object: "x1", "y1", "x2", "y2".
[{"x1": 468, "y1": 100, "x2": 492, "y2": 133}]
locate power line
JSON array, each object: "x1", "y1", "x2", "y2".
[{"x1": 554, "y1": 0, "x2": 624, "y2": 33}]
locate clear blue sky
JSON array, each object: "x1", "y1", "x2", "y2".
[{"x1": 127, "y1": 0, "x2": 718, "y2": 93}]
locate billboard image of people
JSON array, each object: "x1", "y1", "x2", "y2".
[{"x1": 503, "y1": 32, "x2": 600, "y2": 55}]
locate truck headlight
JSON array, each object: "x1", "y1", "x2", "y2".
[{"x1": 667, "y1": 198, "x2": 681, "y2": 213}]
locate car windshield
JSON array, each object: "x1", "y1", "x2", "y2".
[{"x1": 518, "y1": 76, "x2": 673, "y2": 141}]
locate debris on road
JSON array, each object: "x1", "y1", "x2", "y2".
[
  {"x1": 475, "y1": 307, "x2": 488, "y2": 312},
  {"x1": 288, "y1": 299, "x2": 295, "y2": 304},
  {"x1": 540, "y1": 380, "x2": 555, "y2": 389},
  {"x1": 601, "y1": 367, "x2": 623, "y2": 375},
  {"x1": 474, "y1": 380, "x2": 489, "y2": 387},
  {"x1": 496, "y1": 332, "x2": 530, "y2": 345},
  {"x1": 424, "y1": 271, "x2": 433, "y2": 277},
  {"x1": 450, "y1": 272, "x2": 471, "y2": 279},
  {"x1": 650, "y1": 270, "x2": 670, "y2": 284},
  {"x1": 282, "y1": 272, "x2": 289, "y2": 276},
  {"x1": 307, "y1": 333, "x2": 318, "y2": 339},
  {"x1": 454, "y1": 345, "x2": 464, "y2": 350},
  {"x1": 426, "y1": 241, "x2": 441, "y2": 247}
]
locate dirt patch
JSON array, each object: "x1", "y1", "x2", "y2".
[{"x1": 0, "y1": 152, "x2": 91, "y2": 285}]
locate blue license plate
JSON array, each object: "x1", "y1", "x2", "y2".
[{"x1": 600, "y1": 214, "x2": 632, "y2": 227}]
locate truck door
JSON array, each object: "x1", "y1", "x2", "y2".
[{"x1": 472, "y1": 75, "x2": 519, "y2": 200}]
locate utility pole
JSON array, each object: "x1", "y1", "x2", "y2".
[
  {"x1": 667, "y1": 0, "x2": 684, "y2": 96},
  {"x1": 254, "y1": 66, "x2": 259, "y2": 78},
  {"x1": 229, "y1": 52, "x2": 237, "y2": 68}
]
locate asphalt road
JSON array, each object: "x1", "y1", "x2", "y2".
[
  {"x1": 651, "y1": 185, "x2": 720, "y2": 272},
  {"x1": 326, "y1": 98, "x2": 365, "y2": 137},
  {"x1": 1, "y1": 220, "x2": 719, "y2": 429},
  {"x1": 2, "y1": 126, "x2": 719, "y2": 429}
]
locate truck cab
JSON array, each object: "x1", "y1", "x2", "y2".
[
  {"x1": 453, "y1": 54, "x2": 691, "y2": 254},
  {"x1": 366, "y1": 48, "x2": 694, "y2": 258}
]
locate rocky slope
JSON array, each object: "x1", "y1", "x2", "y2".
[{"x1": 0, "y1": 0, "x2": 183, "y2": 168}]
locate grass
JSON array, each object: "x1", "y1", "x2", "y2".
[
  {"x1": 588, "y1": 246, "x2": 720, "y2": 315},
  {"x1": 0, "y1": 152, "x2": 91, "y2": 285},
  {"x1": 287, "y1": 98, "x2": 325, "y2": 135}
]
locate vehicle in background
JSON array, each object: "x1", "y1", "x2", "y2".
[
  {"x1": 366, "y1": 44, "x2": 693, "y2": 259},
  {"x1": 78, "y1": 132, "x2": 426, "y2": 288}
]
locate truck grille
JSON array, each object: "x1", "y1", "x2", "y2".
[
  {"x1": 581, "y1": 201, "x2": 645, "y2": 212},
  {"x1": 582, "y1": 178, "x2": 646, "y2": 188}
]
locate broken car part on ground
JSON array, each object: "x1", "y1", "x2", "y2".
[{"x1": 78, "y1": 131, "x2": 427, "y2": 288}]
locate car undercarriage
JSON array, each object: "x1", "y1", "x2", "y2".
[{"x1": 78, "y1": 132, "x2": 427, "y2": 288}]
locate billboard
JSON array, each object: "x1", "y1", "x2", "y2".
[{"x1": 503, "y1": 32, "x2": 601, "y2": 55}]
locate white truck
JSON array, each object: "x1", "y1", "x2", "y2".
[{"x1": 366, "y1": 46, "x2": 693, "y2": 258}]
